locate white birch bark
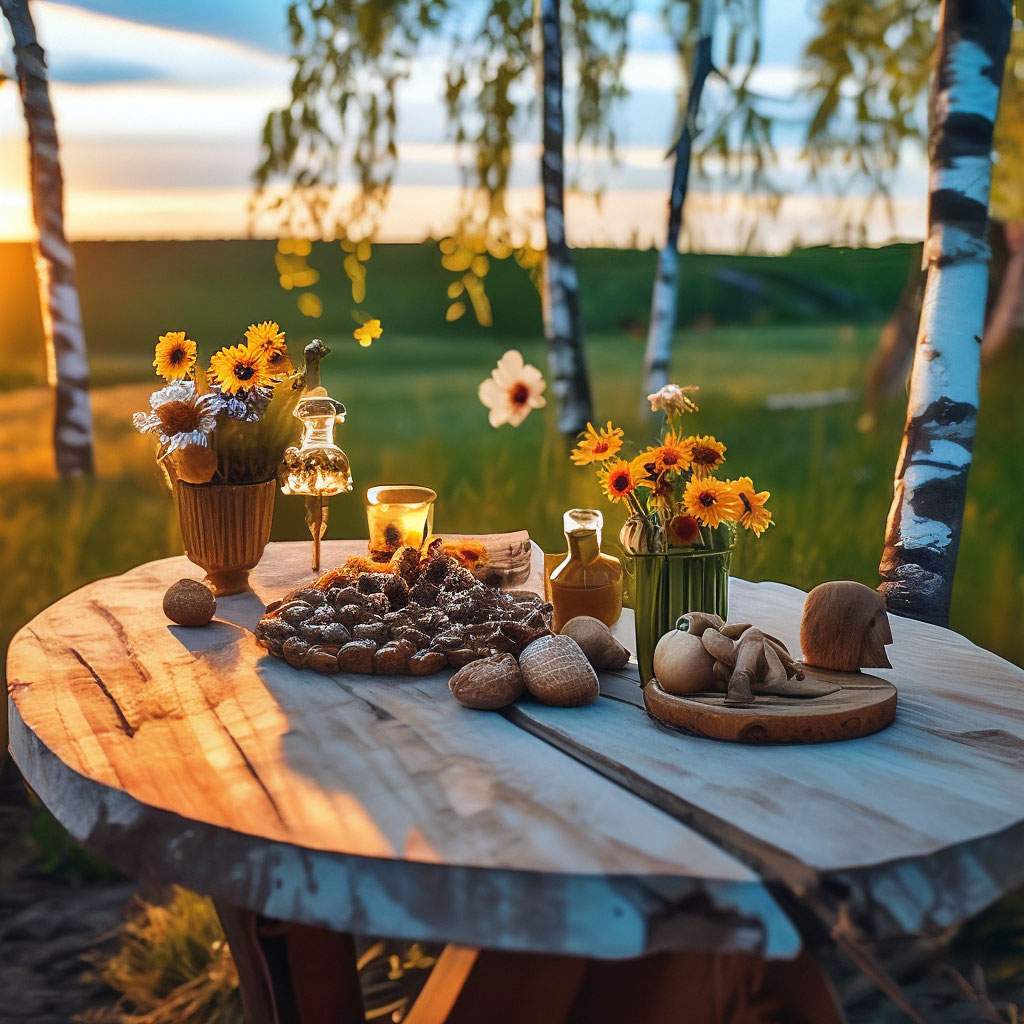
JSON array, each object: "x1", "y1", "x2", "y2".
[
  {"x1": 2, "y1": 0, "x2": 94, "y2": 476},
  {"x1": 642, "y1": 0, "x2": 716, "y2": 403},
  {"x1": 878, "y1": 0, "x2": 1012, "y2": 624},
  {"x1": 535, "y1": 0, "x2": 593, "y2": 437}
]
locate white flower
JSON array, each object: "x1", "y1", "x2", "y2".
[
  {"x1": 478, "y1": 350, "x2": 547, "y2": 427},
  {"x1": 647, "y1": 383, "x2": 699, "y2": 416},
  {"x1": 133, "y1": 381, "x2": 218, "y2": 452}
]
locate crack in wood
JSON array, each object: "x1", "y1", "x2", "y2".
[
  {"x1": 89, "y1": 600, "x2": 152, "y2": 684},
  {"x1": 498, "y1": 702, "x2": 929, "y2": 1024},
  {"x1": 217, "y1": 724, "x2": 290, "y2": 832},
  {"x1": 69, "y1": 648, "x2": 136, "y2": 738}
]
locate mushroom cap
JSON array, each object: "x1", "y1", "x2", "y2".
[{"x1": 559, "y1": 616, "x2": 630, "y2": 670}]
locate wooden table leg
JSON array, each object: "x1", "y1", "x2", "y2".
[
  {"x1": 406, "y1": 946, "x2": 845, "y2": 1024},
  {"x1": 215, "y1": 903, "x2": 365, "y2": 1024}
]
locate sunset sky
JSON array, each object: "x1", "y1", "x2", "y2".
[{"x1": 0, "y1": 0, "x2": 929, "y2": 248}]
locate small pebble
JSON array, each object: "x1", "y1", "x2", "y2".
[{"x1": 163, "y1": 579, "x2": 216, "y2": 626}]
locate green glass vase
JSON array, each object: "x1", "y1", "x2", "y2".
[{"x1": 622, "y1": 524, "x2": 735, "y2": 685}]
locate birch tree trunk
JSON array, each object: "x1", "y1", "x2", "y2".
[
  {"x1": 878, "y1": 0, "x2": 1011, "y2": 625},
  {"x1": 642, "y1": 0, "x2": 716, "y2": 403},
  {"x1": 1, "y1": 0, "x2": 94, "y2": 476},
  {"x1": 536, "y1": 0, "x2": 593, "y2": 437}
]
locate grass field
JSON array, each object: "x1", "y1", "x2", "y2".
[{"x1": 0, "y1": 239, "x2": 1020, "y2": 679}]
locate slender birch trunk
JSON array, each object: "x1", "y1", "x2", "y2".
[
  {"x1": 642, "y1": 0, "x2": 716, "y2": 404},
  {"x1": 2, "y1": 0, "x2": 94, "y2": 476},
  {"x1": 878, "y1": 0, "x2": 1011, "y2": 625},
  {"x1": 536, "y1": 0, "x2": 592, "y2": 437}
]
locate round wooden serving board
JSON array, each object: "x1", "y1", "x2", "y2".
[{"x1": 643, "y1": 670, "x2": 897, "y2": 745}]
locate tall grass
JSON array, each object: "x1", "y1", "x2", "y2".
[{"x1": 0, "y1": 323, "x2": 1018, "y2": 686}]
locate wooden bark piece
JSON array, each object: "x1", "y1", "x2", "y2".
[
  {"x1": 6, "y1": 541, "x2": 797, "y2": 959},
  {"x1": 643, "y1": 671, "x2": 897, "y2": 744}
]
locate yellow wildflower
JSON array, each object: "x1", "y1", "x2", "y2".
[
  {"x1": 599, "y1": 459, "x2": 639, "y2": 503},
  {"x1": 208, "y1": 344, "x2": 272, "y2": 394},
  {"x1": 730, "y1": 476, "x2": 773, "y2": 537},
  {"x1": 571, "y1": 421, "x2": 624, "y2": 465},
  {"x1": 354, "y1": 318, "x2": 383, "y2": 347},
  {"x1": 245, "y1": 321, "x2": 292, "y2": 374},
  {"x1": 648, "y1": 431, "x2": 692, "y2": 475},
  {"x1": 681, "y1": 475, "x2": 742, "y2": 528},
  {"x1": 684, "y1": 434, "x2": 727, "y2": 477},
  {"x1": 153, "y1": 332, "x2": 196, "y2": 381}
]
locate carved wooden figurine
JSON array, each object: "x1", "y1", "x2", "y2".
[
  {"x1": 656, "y1": 613, "x2": 840, "y2": 708},
  {"x1": 800, "y1": 581, "x2": 893, "y2": 672}
]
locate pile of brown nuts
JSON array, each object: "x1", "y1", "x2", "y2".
[{"x1": 255, "y1": 546, "x2": 552, "y2": 676}]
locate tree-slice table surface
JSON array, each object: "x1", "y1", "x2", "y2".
[{"x1": 8, "y1": 541, "x2": 1024, "y2": 1022}]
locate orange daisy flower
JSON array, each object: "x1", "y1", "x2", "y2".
[
  {"x1": 683, "y1": 434, "x2": 727, "y2": 477},
  {"x1": 599, "y1": 459, "x2": 638, "y2": 503},
  {"x1": 648, "y1": 431, "x2": 692, "y2": 475},
  {"x1": 245, "y1": 321, "x2": 293, "y2": 375},
  {"x1": 571, "y1": 421, "x2": 624, "y2": 465},
  {"x1": 681, "y1": 475, "x2": 742, "y2": 528},
  {"x1": 730, "y1": 476, "x2": 773, "y2": 537}
]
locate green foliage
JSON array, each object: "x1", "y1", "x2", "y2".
[
  {"x1": 82, "y1": 888, "x2": 242, "y2": 1024},
  {"x1": 802, "y1": 1, "x2": 935, "y2": 239},
  {"x1": 0, "y1": 241, "x2": 1018, "y2": 673},
  {"x1": 254, "y1": 0, "x2": 637, "y2": 323},
  {"x1": 27, "y1": 801, "x2": 121, "y2": 881},
  {"x1": 211, "y1": 376, "x2": 303, "y2": 485},
  {"x1": 673, "y1": 0, "x2": 776, "y2": 201},
  {"x1": 992, "y1": 23, "x2": 1024, "y2": 222}
]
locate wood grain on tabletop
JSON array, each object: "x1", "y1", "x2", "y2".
[
  {"x1": 516, "y1": 576, "x2": 1024, "y2": 939},
  {"x1": 6, "y1": 540, "x2": 798, "y2": 959}
]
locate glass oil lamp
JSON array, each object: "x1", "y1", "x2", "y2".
[{"x1": 280, "y1": 394, "x2": 353, "y2": 572}]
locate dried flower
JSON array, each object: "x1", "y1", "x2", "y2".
[
  {"x1": 478, "y1": 350, "x2": 546, "y2": 427},
  {"x1": 647, "y1": 383, "x2": 699, "y2": 416},
  {"x1": 441, "y1": 540, "x2": 489, "y2": 570},
  {"x1": 210, "y1": 383, "x2": 273, "y2": 422},
  {"x1": 133, "y1": 381, "x2": 217, "y2": 451}
]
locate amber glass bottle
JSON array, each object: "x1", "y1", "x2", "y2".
[{"x1": 549, "y1": 509, "x2": 623, "y2": 633}]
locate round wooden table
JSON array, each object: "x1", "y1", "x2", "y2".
[{"x1": 8, "y1": 541, "x2": 1024, "y2": 1023}]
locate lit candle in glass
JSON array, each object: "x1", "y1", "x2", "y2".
[
  {"x1": 280, "y1": 395, "x2": 353, "y2": 571},
  {"x1": 365, "y1": 485, "x2": 436, "y2": 561}
]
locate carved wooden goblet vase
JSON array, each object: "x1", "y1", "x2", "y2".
[{"x1": 174, "y1": 479, "x2": 277, "y2": 595}]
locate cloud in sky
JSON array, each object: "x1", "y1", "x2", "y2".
[
  {"x1": 44, "y1": 0, "x2": 290, "y2": 54},
  {"x1": 0, "y1": 0, "x2": 926, "y2": 244}
]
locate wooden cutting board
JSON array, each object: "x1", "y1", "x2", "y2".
[{"x1": 643, "y1": 669, "x2": 897, "y2": 745}]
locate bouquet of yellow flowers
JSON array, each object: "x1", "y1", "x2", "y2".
[
  {"x1": 570, "y1": 384, "x2": 773, "y2": 554},
  {"x1": 133, "y1": 322, "x2": 303, "y2": 485}
]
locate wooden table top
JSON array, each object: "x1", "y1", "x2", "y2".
[{"x1": 7, "y1": 541, "x2": 1024, "y2": 962}]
